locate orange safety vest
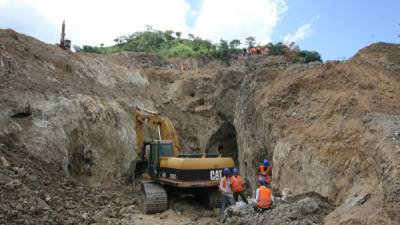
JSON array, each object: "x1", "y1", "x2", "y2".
[
  {"x1": 257, "y1": 186, "x2": 272, "y2": 208},
  {"x1": 259, "y1": 165, "x2": 272, "y2": 184},
  {"x1": 259, "y1": 165, "x2": 271, "y2": 174},
  {"x1": 230, "y1": 175, "x2": 244, "y2": 193}
]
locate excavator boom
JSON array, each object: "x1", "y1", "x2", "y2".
[{"x1": 135, "y1": 107, "x2": 181, "y2": 156}]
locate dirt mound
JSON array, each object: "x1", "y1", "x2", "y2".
[
  {"x1": 223, "y1": 192, "x2": 333, "y2": 225},
  {"x1": 0, "y1": 144, "x2": 141, "y2": 225}
]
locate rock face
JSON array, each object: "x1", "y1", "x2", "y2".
[
  {"x1": 0, "y1": 29, "x2": 146, "y2": 185},
  {"x1": 234, "y1": 43, "x2": 400, "y2": 224},
  {"x1": 1, "y1": 29, "x2": 400, "y2": 225},
  {"x1": 154, "y1": 67, "x2": 245, "y2": 161}
]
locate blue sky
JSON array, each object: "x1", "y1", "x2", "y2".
[
  {"x1": 274, "y1": 0, "x2": 400, "y2": 60},
  {"x1": 0, "y1": 0, "x2": 399, "y2": 60}
]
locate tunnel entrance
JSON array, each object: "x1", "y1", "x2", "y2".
[{"x1": 206, "y1": 123, "x2": 239, "y2": 164}]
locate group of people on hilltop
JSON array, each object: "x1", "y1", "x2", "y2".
[
  {"x1": 219, "y1": 159, "x2": 273, "y2": 221},
  {"x1": 237, "y1": 47, "x2": 269, "y2": 63}
]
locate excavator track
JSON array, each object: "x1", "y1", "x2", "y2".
[
  {"x1": 143, "y1": 182, "x2": 168, "y2": 214},
  {"x1": 207, "y1": 189, "x2": 222, "y2": 209}
]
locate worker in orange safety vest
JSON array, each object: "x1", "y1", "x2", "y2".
[
  {"x1": 230, "y1": 168, "x2": 248, "y2": 204},
  {"x1": 258, "y1": 159, "x2": 272, "y2": 184},
  {"x1": 254, "y1": 180, "x2": 273, "y2": 211}
]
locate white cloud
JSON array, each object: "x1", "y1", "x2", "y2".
[
  {"x1": 18, "y1": 0, "x2": 191, "y2": 46},
  {"x1": 193, "y1": 0, "x2": 287, "y2": 44},
  {"x1": 283, "y1": 23, "x2": 312, "y2": 45},
  {"x1": 0, "y1": 0, "x2": 8, "y2": 8},
  {"x1": 2, "y1": 0, "x2": 288, "y2": 47}
]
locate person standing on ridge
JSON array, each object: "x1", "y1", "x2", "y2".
[
  {"x1": 230, "y1": 168, "x2": 248, "y2": 204},
  {"x1": 219, "y1": 168, "x2": 235, "y2": 221}
]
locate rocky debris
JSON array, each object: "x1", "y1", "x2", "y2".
[
  {"x1": 223, "y1": 193, "x2": 333, "y2": 225},
  {"x1": 4, "y1": 179, "x2": 22, "y2": 190},
  {"x1": 0, "y1": 140, "x2": 216, "y2": 225},
  {"x1": 0, "y1": 144, "x2": 142, "y2": 225},
  {"x1": 0, "y1": 156, "x2": 10, "y2": 168}
]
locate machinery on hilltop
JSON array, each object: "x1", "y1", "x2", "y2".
[
  {"x1": 134, "y1": 107, "x2": 235, "y2": 214},
  {"x1": 59, "y1": 20, "x2": 71, "y2": 50}
]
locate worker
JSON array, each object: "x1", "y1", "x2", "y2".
[
  {"x1": 258, "y1": 159, "x2": 272, "y2": 184},
  {"x1": 254, "y1": 180, "x2": 273, "y2": 211},
  {"x1": 219, "y1": 168, "x2": 235, "y2": 221},
  {"x1": 230, "y1": 168, "x2": 248, "y2": 204}
]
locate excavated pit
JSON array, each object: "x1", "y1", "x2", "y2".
[{"x1": 1, "y1": 29, "x2": 400, "y2": 225}]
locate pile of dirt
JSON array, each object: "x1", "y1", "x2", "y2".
[
  {"x1": 0, "y1": 143, "x2": 141, "y2": 225},
  {"x1": 223, "y1": 193, "x2": 333, "y2": 225}
]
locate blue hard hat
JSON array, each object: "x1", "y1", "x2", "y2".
[
  {"x1": 233, "y1": 168, "x2": 239, "y2": 174},
  {"x1": 223, "y1": 168, "x2": 230, "y2": 176},
  {"x1": 263, "y1": 159, "x2": 269, "y2": 167}
]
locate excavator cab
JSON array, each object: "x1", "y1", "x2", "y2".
[{"x1": 147, "y1": 140, "x2": 174, "y2": 177}]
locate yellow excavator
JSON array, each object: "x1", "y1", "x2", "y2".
[{"x1": 134, "y1": 107, "x2": 235, "y2": 214}]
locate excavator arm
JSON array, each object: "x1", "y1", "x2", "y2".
[{"x1": 135, "y1": 107, "x2": 182, "y2": 156}]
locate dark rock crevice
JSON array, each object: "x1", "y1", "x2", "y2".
[{"x1": 206, "y1": 122, "x2": 238, "y2": 163}]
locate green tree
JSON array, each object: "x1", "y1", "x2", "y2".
[
  {"x1": 161, "y1": 43, "x2": 195, "y2": 57},
  {"x1": 297, "y1": 50, "x2": 321, "y2": 63},
  {"x1": 245, "y1": 36, "x2": 256, "y2": 48},
  {"x1": 113, "y1": 35, "x2": 128, "y2": 47},
  {"x1": 229, "y1": 39, "x2": 241, "y2": 49},
  {"x1": 267, "y1": 42, "x2": 286, "y2": 56},
  {"x1": 81, "y1": 45, "x2": 101, "y2": 53},
  {"x1": 175, "y1": 31, "x2": 182, "y2": 40},
  {"x1": 163, "y1": 30, "x2": 175, "y2": 42},
  {"x1": 145, "y1": 24, "x2": 154, "y2": 31},
  {"x1": 188, "y1": 33, "x2": 195, "y2": 40},
  {"x1": 213, "y1": 39, "x2": 231, "y2": 64}
]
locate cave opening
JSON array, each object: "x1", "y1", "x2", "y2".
[{"x1": 206, "y1": 122, "x2": 239, "y2": 164}]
